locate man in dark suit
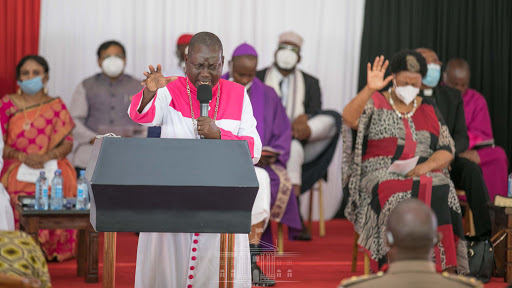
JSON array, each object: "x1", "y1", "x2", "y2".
[
  {"x1": 257, "y1": 31, "x2": 341, "y2": 240},
  {"x1": 417, "y1": 48, "x2": 491, "y2": 238}
]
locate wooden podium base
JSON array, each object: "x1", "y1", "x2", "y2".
[{"x1": 103, "y1": 232, "x2": 117, "y2": 288}]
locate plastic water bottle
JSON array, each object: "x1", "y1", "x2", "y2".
[
  {"x1": 76, "y1": 170, "x2": 89, "y2": 210},
  {"x1": 35, "y1": 171, "x2": 48, "y2": 210},
  {"x1": 51, "y1": 169, "x2": 63, "y2": 210},
  {"x1": 508, "y1": 172, "x2": 512, "y2": 198}
]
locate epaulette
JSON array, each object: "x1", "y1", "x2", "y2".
[
  {"x1": 441, "y1": 272, "x2": 484, "y2": 287},
  {"x1": 339, "y1": 272, "x2": 384, "y2": 287}
]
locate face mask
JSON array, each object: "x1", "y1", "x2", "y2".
[
  {"x1": 422, "y1": 63, "x2": 441, "y2": 87},
  {"x1": 276, "y1": 49, "x2": 299, "y2": 70},
  {"x1": 17, "y1": 76, "x2": 44, "y2": 95},
  {"x1": 394, "y1": 80, "x2": 419, "y2": 105},
  {"x1": 102, "y1": 56, "x2": 125, "y2": 78}
]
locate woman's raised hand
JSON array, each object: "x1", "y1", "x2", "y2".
[{"x1": 366, "y1": 56, "x2": 393, "y2": 92}]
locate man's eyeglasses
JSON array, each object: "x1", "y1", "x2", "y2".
[{"x1": 278, "y1": 44, "x2": 300, "y2": 54}]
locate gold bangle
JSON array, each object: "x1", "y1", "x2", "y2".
[{"x1": 17, "y1": 152, "x2": 25, "y2": 162}]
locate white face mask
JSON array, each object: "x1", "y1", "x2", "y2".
[
  {"x1": 102, "y1": 56, "x2": 125, "y2": 78},
  {"x1": 276, "y1": 49, "x2": 299, "y2": 70},
  {"x1": 394, "y1": 80, "x2": 419, "y2": 105}
]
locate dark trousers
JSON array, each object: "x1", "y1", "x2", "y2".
[{"x1": 450, "y1": 156, "x2": 492, "y2": 237}]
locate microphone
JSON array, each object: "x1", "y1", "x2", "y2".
[{"x1": 197, "y1": 84, "x2": 212, "y2": 117}]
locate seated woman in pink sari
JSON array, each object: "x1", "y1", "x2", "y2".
[{"x1": 0, "y1": 55, "x2": 77, "y2": 262}]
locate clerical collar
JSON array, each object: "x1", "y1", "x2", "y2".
[
  {"x1": 423, "y1": 88, "x2": 433, "y2": 96},
  {"x1": 229, "y1": 76, "x2": 253, "y2": 94}
]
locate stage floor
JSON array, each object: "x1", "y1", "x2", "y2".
[{"x1": 48, "y1": 219, "x2": 509, "y2": 287}]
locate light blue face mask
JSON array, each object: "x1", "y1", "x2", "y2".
[
  {"x1": 422, "y1": 63, "x2": 441, "y2": 87},
  {"x1": 17, "y1": 76, "x2": 44, "y2": 95}
]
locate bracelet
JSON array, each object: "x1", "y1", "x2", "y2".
[{"x1": 17, "y1": 152, "x2": 26, "y2": 162}]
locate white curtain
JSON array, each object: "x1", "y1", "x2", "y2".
[{"x1": 39, "y1": 0, "x2": 365, "y2": 220}]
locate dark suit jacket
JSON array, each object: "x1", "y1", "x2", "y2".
[
  {"x1": 420, "y1": 86, "x2": 469, "y2": 154},
  {"x1": 256, "y1": 67, "x2": 322, "y2": 117}
]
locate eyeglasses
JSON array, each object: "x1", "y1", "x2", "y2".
[{"x1": 278, "y1": 43, "x2": 300, "y2": 54}]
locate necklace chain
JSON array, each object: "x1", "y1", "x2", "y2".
[
  {"x1": 388, "y1": 90, "x2": 418, "y2": 119},
  {"x1": 20, "y1": 95, "x2": 43, "y2": 130},
  {"x1": 187, "y1": 79, "x2": 220, "y2": 138}
]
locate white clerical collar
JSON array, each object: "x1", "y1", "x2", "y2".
[
  {"x1": 229, "y1": 77, "x2": 253, "y2": 92},
  {"x1": 423, "y1": 88, "x2": 433, "y2": 96}
]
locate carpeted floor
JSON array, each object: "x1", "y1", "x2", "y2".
[{"x1": 48, "y1": 220, "x2": 509, "y2": 287}]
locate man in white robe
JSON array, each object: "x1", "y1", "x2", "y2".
[{"x1": 128, "y1": 32, "x2": 262, "y2": 288}]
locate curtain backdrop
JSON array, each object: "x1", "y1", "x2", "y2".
[
  {"x1": 39, "y1": 0, "x2": 366, "y2": 220},
  {"x1": 0, "y1": 0, "x2": 40, "y2": 96},
  {"x1": 358, "y1": 0, "x2": 512, "y2": 169}
]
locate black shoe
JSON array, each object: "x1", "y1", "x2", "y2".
[
  {"x1": 293, "y1": 227, "x2": 312, "y2": 241},
  {"x1": 251, "y1": 263, "x2": 276, "y2": 287}
]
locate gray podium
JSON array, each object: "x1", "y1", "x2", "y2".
[{"x1": 85, "y1": 137, "x2": 259, "y2": 287}]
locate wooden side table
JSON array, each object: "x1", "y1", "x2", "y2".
[
  {"x1": 15, "y1": 202, "x2": 99, "y2": 283},
  {"x1": 488, "y1": 202, "x2": 512, "y2": 283}
]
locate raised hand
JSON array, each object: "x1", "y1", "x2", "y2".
[
  {"x1": 366, "y1": 56, "x2": 393, "y2": 91},
  {"x1": 141, "y1": 65, "x2": 167, "y2": 92},
  {"x1": 138, "y1": 65, "x2": 178, "y2": 113}
]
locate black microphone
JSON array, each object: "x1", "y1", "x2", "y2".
[{"x1": 197, "y1": 84, "x2": 212, "y2": 117}]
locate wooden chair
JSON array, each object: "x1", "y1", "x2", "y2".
[
  {"x1": 342, "y1": 120, "x2": 371, "y2": 274},
  {"x1": 277, "y1": 223, "x2": 284, "y2": 255},
  {"x1": 308, "y1": 180, "x2": 326, "y2": 237},
  {"x1": 456, "y1": 189, "x2": 475, "y2": 236},
  {"x1": 351, "y1": 232, "x2": 370, "y2": 275},
  {"x1": 0, "y1": 274, "x2": 41, "y2": 288},
  {"x1": 276, "y1": 179, "x2": 326, "y2": 255}
]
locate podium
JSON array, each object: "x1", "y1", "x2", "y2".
[{"x1": 85, "y1": 137, "x2": 259, "y2": 287}]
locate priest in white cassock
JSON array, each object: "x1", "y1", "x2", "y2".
[{"x1": 127, "y1": 32, "x2": 262, "y2": 288}]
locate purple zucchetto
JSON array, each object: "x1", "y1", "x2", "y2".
[{"x1": 232, "y1": 43, "x2": 258, "y2": 58}]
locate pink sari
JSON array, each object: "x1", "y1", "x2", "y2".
[{"x1": 0, "y1": 95, "x2": 77, "y2": 262}]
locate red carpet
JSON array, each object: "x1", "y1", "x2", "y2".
[{"x1": 48, "y1": 220, "x2": 509, "y2": 287}]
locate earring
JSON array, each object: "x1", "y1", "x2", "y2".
[
  {"x1": 43, "y1": 87, "x2": 48, "y2": 95},
  {"x1": 17, "y1": 88, "x2": 22, "y2": 96}
]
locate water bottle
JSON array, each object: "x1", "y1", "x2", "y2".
[
  {"x1": 76, "y1": 170, "x2": 89, "y2": 210},
  {"x1": 508, "y1": 172, "x2": 512, "y2": 198},
  {"x1": 35, "y1": 171, "x2": 48, "y2": 210},
  {"x1": 51, "y1": 169, "x2": 63, "y2": 210}
]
